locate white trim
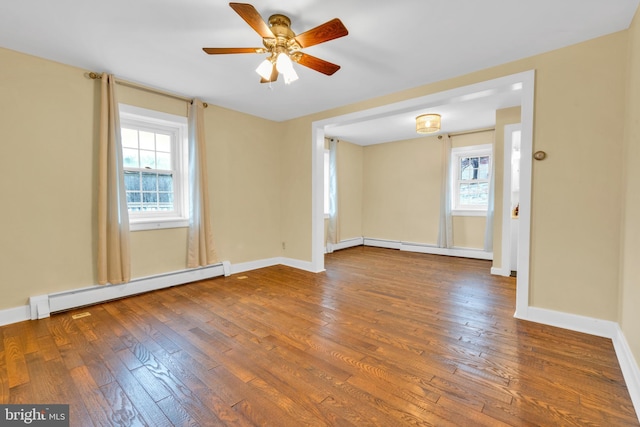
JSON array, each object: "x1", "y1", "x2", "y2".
[
  {"x1": 0, "y1": 305, "x2": 30, "y2": 327},
  {"x1": 451, "y1": 143, "x2": 492, "y2": 212},
  {"x1": 280, "y1": 257, "x2": 318, "y2": 273},
  {"x1": 119, "y1": 104, "x2": 190, "y2": 231},
  {"x1": 401, "y1": 242, "x2": 493, "y2": 260},
  {"x1": 517, "y1": 307, "x2": 640, "y2": 419},
  {"x1": 612, "y1": 325, "x2": 640, "y2": 418},
  {"x1": 451, "y1": 210, "x2": 487, "y2": 217},
  {"x1": 500, "y1": 124, "x2": 522, "y2": 281},
  {"x1": 363, "y1": 238, "x2": 402, "y2": 250},
  {"x1": 312, "y1": 70, "x2": 536, "y2": 318},
  {"x1": 514, "y1": 70, "x2": 535, "y2": 318},
  {"x1": 29, "y1": 295, "x2": 50, "y2": 319},
  {"x1": 230, "y1": 258, "x2": 281, "y2": 275},
  {"x1": 34, "y1": 263, "x2": 226, "y2": 316},
  {"x1": 362, "y1": 237, "x2": 492, "y2": 260},
  {"x1": 491, "y1": 266, "x2": 511, "y2": 276},
  {"x1": 519, "y1": 306, "x2": 618, "y2": 338},
  {"x1": 230, "y1": 257, "x2": 319, "y2": 275},
  {"x1": 327, "y1": 237, "x2": 364, "y2": 252}
]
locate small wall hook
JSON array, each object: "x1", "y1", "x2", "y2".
[{"x1": 534, "y1": 151, "x2": 547, "y2": 161}]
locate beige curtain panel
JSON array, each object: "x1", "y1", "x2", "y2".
[
  {"x1": 187, "y1": 99, "x2": 217, "y2": 267},
  {"x1": 97, "y1": 73, "x2": 131, "y2": 285}
]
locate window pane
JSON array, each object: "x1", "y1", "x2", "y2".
[
  {"x1": 139, "y1": 131, "x2": 155, "y2": 151},
  {"x1": 126, "y1": 192, "x2": 142, "y2": 211},
  {"x1": 158, "y1": 192, "x2": 173, "y2": 210},
  {"x1": 460, "y1": 157, "x2": 481, "y2": 180},
  {"x1": 459, "y1": 182, "x2": 489, "y2": 206},
  {"x1": 156, "y1": 134, "x2": 171, "y2": 152},
  {"x1": 142, "y1": 192, "x2": 157, "y2": 210},
  {"x1": 156, "y1": 152, "x2": 171, "y2": 170},
  {"x1": 121, "y1": 128, "x2": 138, "y2": 148},
  {"x1": 158, "y1": 173, "x2": 173, "y2": 192},
  {"x1": 477, "y1": 156, "x2": 490, "y2": 180},
  {"x1": 124, "y1": 171, "x2": 140, "y2": 191},
  {"x1": 123, "y1": 148, "x2": 139, "y2": 168},
  {"x1": 140, "y1": 150, "x2": 156, "y2": 169},
  {"x1": 142, "y1": 172, "x2": 157, "y2": 191}
]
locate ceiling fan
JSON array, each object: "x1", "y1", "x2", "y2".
[{"x1": 203, "y1": 2, "x2": 348, "y2": 84}]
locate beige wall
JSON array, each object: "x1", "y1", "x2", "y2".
[
  {"x1": 362, "y1": 136, "x2": 442, "y2": 243},
  {"x1": 0, "y1": 21, "x2": 636, "y2": 346},
  {"x1": 621, "y1": 7, "x2": 640, "y2": 370},
  {"x1": 0, "y1": 47, "x2": 282, "y2": 309},
  {"x1": 280, "y1": 30, "x2": 629, "y2": 323},
  {"x1": 337, "y1": 140, "x2": 363, "y2": 240},
  {"x1": 360, "y1": 131, "x2": 491, "y2": 249}
]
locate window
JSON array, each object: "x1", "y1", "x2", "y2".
[
  {"x1": 119, "y1": 104, "x2": 189, "y2": 231},
  {"x1": 324, "y1": 149, "x2": 330, "y2": 217},
  {"x1": 451, "y1": 144, "x2": 492, "y2": 215}
]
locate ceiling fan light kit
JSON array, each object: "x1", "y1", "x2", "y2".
[
  {"x1": 416, "y1": 114, "x2": 441, "y2": 134},
  {"x1": 203, "y1": 2, "x2": 348, "y2": 84}
]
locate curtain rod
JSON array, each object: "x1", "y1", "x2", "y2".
[
  {"x1": 448, "y1": 127, "x2": 494, "y2": 138},
  {"x1": 88, "y1": 72, "x2": 208, "y2": 108}
]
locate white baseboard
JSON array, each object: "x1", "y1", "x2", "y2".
[
  {"x1": 30, "y1": 263, "x2": 227, "y2": 318},
  {"x1": 280, "y1": 257, "x2": 318, "y2": 273},
  {"x1": 517, "y1": 306, "x2": 640, "y2": 420},
  {"x1": 0, "y1": 305, "x2": 30, "y2": 327},
  {"x1": 230, "y1": 257, "x2": 281, "y2": 275},
  {"x1": 364, "y1": 238, "x2": 402, "y2": 250},
  {"x1": 363, "y1": 237, "x2": 492, "y2": 260},
  {"x1": 519, "y1": 306, "x2": 618, "y2": 338},
  {"x1": 326, "y1": 237, "x2": 364, "y2": 253},
  {"x1": 491, "y1": 266, "x2": 511, "y2": 276},
  {"x1": 230, "y1": 257, "x2": 318, "y2": 274},
  {"x1": 612, "y1": 325, "x2": 640, "y2": 418},
  {"x1": 401, "y1": 242, "x2": 493, "y2": 260}
]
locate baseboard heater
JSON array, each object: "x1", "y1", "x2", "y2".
[{"x1": 29, "y1": 261, "x2": 230, "y2": 320}]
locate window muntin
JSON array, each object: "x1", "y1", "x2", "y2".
[
  {"x1": 119, "y1": 104, "x2": 188, "y2": 231},
  {"x1": 452, "y1": 144, "x2": 492, "y2": 215}
]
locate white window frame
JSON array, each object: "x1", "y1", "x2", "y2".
[
  {"x1": 451, "y1": 143, "x2": 492, "y2": 216},
  {"x1": 119, "y1": 104, "x2": 189, "y2": 231}
]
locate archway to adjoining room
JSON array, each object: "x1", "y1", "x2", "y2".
[{"x1": 311, "y1": 70, "x2": 535, "y2": 317}]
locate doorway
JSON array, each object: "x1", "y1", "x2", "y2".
[
  {"x1": 311, "y1": 70, "x2": 535, "y2": 317},
  {"x1": 501, "y1": 124, "x2": 522, "y2": 276}
]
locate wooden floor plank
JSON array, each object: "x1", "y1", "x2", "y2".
[{"x1": 0, "y1": 246, "x2": 637, "y2": 426}]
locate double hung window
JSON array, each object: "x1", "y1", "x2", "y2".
[
  {"x1": 119, "y1": 105, "x2": 189, "y2": 230},
  {"x1": 451, "y1": 144, "x2": 492, "y2": 215}
]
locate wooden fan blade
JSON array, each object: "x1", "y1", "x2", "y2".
[
  {"x1": 296, "y1": 53, "x2": 341, "y2": 76},
  {"x1": 229, "y1": 3, "x2": 273, "y2": 39},
  {"x1": 203, "y1": 47, "x2": 262, "y2": 54},
  {"x1": 295, "y1": 18, "x2": 348, "y2": 48},
  {"x1": 260, "y1": 66, "x2": 279, "y2": 83}
]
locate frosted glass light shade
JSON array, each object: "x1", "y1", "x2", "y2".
[
  {"x1": 416, "y1": 114, "x2": 441, "y2": 134},
  {"x1": 256, "y1": 59, "x2": 273, "y2": 80}
]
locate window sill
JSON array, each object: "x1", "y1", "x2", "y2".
[
  {"x1": 452, "y1": 210, "x2": 487, "y2": 217},
  {"x1": 130, "y1": 218, "x2": 189, "y2": 231}
]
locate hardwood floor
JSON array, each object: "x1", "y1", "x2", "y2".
[{"x1": 1, "y1": 246, "x2": 638, "y2": 426}]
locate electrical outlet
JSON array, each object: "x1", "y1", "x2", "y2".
[{"x1": 282, "y1": 241, "x2": 286, "y2": 250}]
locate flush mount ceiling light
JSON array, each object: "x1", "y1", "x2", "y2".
[
  {"x1": 416, "y1": 114, "x2": 441, "y2": 134},
  {"x1": 203, "y1": 3, "x2": 348, "y2": 84}
]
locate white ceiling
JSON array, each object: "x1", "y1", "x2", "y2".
[{"x1": 1, "y1": 0, "x2": 637, "y2": 145}]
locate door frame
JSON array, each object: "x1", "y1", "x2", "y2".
[{"x1": 311, "y1": 70, "x2": 535, "y2": 317}]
